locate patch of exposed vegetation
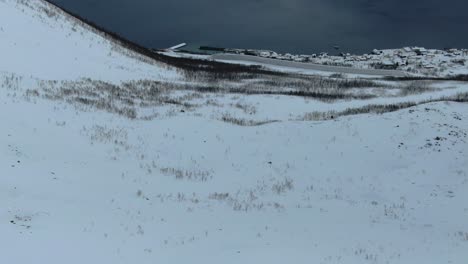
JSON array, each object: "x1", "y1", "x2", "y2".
[{"x1": 301, "y1": 92, "x2": 468, "y2": 121}]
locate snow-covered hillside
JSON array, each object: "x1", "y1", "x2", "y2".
[
  {"x1": 2, "y1": 81, "x2": 468, "y2": 264},
  {"x1": 1, "y1": 1, "x2": 468, "y2": 264},
  {"x1": 0, "y1": 0, "x2": 179, "y2": 82}
]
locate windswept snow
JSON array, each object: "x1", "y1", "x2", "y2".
[
  {"x1": 1, "y1": 1, "x2": 468, "y2": 264},
  {"x1": 0, "y1": 0, "x2": 179, "y2": 82},
  {"x1": 1, "y1": 83, "x2": 468, "y2": 264}
]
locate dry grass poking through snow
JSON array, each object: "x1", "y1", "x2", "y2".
[
  {"x1": 301, "y1": 92, "x2": 468, "y2": 121},
  {"x1": 3, "y1": 70, "x2": 467, "y2": 126}
]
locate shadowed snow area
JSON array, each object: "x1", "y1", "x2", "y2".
[{"x1": 1, "y1": 1, "x2": 468, "y2": 264}]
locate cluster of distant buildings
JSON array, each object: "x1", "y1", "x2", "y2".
[
  {"x1": 224, "y1": 47, "x2": 468, "y2": 76},
  {"x1": 160, "y1": 43, "x2": 467, "y2": 77}
]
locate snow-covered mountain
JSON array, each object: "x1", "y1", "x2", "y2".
[
  {"x1": 1, "y1": 1, "x2": 468, "y2": 264},
  {"x1": 0, "y1": 0, "x2": 179, "y2": 82}
]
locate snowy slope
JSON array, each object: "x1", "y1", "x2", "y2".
[
  {"x1": 0, "y1": 0, "x2": 179, "y2": 82},
  {"x1": 1, "y1": 1, "x2": 468, "y2": 264},
  {"x1": 1, "y1": 82, "x2": 468, "y2": 264}
]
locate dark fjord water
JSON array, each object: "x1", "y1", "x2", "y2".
[{"x1": 52, "y1": 0, "x2": 468, "y2": 55}]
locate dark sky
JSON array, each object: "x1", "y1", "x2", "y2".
[{"x1": 50, "y1": 0, "x2": 468, "y2": 54}]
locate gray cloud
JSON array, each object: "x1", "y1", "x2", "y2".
[{"x1": 51, "y1": 0, "x2": 468, "y2": 54}]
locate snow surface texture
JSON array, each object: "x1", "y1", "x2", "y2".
[
  {"x1": 2, "y1": 80, "x2": 468, "y2": 264},
  {"x1": 0, "y1": 0, "x2": 179, "y2": 82},
  {"x1": 1, "y1": 1, "x2": 468, "y2": 264}
]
